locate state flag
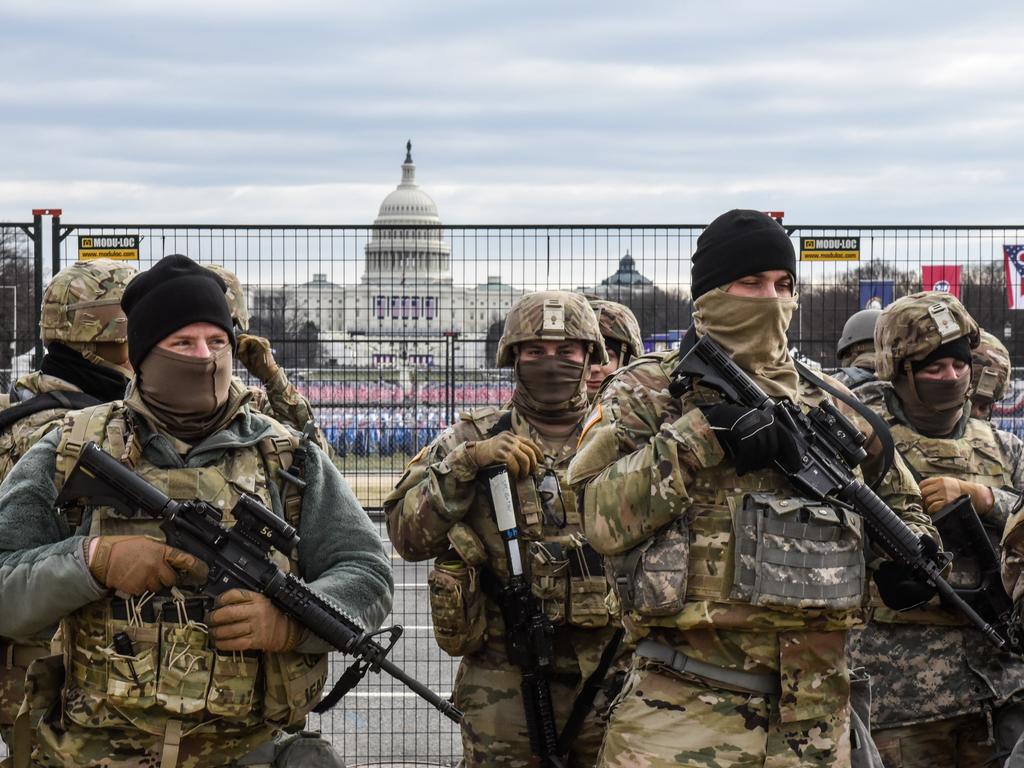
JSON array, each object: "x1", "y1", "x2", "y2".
[
  {"x1": 922, "y1": 265, "x2": 962, "y2": 299},
  {"x1": 1004, "y1": 245, "x2": 1024, "y2": 310}
]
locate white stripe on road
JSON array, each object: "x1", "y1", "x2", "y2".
[{"x1": 340, "y1": 691, "x2": 452, "y2": 699}]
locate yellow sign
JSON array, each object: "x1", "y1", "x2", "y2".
[
  {"x1": 800, "y1": 236, "x2": 860, "y2": 261},
  {"x1": 78, "y1": 235, "x2": 140, "y2": 261}
]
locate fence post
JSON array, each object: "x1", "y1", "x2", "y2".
[
  {"x1": 51, "y1": 211, "x2": 63, "y2": 275},
  {"x1": 29, "y1": 211, "x2": 44, "y2": 368}
]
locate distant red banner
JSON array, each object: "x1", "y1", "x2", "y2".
[{"x1": 922, "y1": 265, "x2": 962, "y2": 298}]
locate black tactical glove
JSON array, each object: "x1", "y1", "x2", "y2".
[
  {"x1": 872, "y1": 535, "x2": 942, "y2": 611},
  {"x1": 700, "y1": 403, "x2": 801, "y2": 476}
]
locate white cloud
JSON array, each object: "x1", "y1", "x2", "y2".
[{"x1": 1, "y1": 2, "x2": 1023, "y2": 224}]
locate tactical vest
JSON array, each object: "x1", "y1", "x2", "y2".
[
  {"x1": 606, "y1": 356, "x2": 867, "y2": 632},
  {"x1": 891, "y1": 418, "x2": 1011, "y2": 491},
  {"x1": 49, "y1": 402, "x2": 326, "y2": 742},
  {"x1": 454, "y1": 407, "x2": 610, "y2": 631}
]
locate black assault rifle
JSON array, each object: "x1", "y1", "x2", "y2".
[
  {"x1": 56, "y1": 441, "x2": 463, "y2": 723},
  {"x1": 668, "y1": 332, "x2": 1010, "y2": 650},
  {"x1": 483, "y1": 465, "x2": 566, "y2": 768},
  {"x1": 931, "y1": 495, "x2": 1020, "y2": 649}
]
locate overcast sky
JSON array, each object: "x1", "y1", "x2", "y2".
[{"x1": 1, "y1": 1, "x2": 1022, "y2": 225}]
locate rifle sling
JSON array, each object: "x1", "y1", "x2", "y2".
[
  {"x1": 557, "y1": 627, "x2": 624, "y2": 755},
  {"x1": 794, "y1": 360, "x2": 895, "y2": 490},
  {"x1": 0, "y1": 390, "x2": 101, "y2": 432}
]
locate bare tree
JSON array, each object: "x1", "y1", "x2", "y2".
[{"x1": 0, "y1": 229, "x2": 35, "y2": 387}]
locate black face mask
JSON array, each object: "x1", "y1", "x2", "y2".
[{"x1": 39, "y1": 342, "x2": 130, "y2": 402}]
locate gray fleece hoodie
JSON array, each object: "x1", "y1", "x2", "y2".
[{"x1": 0, "y1": 402, "x2": 393, "y2": 654}]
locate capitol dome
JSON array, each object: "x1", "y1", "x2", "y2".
[{"x1": 364, "y1": 141, "x2": 451, "y2": 284}]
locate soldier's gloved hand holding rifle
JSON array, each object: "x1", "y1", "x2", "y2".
[
  {"x1": 209, "y1": 589, "x2": 304, "y2": 653},
  {"x1": 919, "y1": 476, "x2": 995, "y2": 517},
  {"x1": 87, "y1": 535, "x2": 208, "y2": 595},
  {"x1": 701, "y1": 402, "x2": 802, "y2": 476},
  {"x1": 466, "y1": 433, "x2": 543, "y2": 479}
]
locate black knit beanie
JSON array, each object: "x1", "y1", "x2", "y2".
[
  {"x1": 691, "y1": 210, "x2": 796, "y2": 300},
  {"x1": 121, "y1": 254, "x2": 235, "y2": 370},
  {"x1": 912, "y1": 336, "x2": 973, "y2": 372}
]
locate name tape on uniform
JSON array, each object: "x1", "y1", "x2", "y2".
[
  {"x1": 78, "y1": 235, "x2": 140, "y2": 261},
  {"x1": 800, "y1": 237, "x2": 860, "y2": 262}
]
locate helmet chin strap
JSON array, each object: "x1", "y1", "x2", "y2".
[{"x1": 77, "y1": 343, "x2": 133, "y2": 379}]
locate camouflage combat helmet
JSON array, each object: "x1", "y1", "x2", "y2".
[
  {"x1": 971, "y1": 329, "x2": 1011, "y2": 402},
  {"x1": 40, "y1": 258, "x2": 136, "y2": 345},
  {"x1": 206, "y1": 264, "x2": 250, "y2": 332},
  {"x1": 588, "y1": 298, "x2": 644, "y2": 360},
  {"x1": 874, "y1": 291, "x2": 980, "y2": 381},
  {"x1": 496, "y1": 290, "x2": 607, "y2": 367},
  {"x1": 837, "y1": 308, "x2": 882, "y2": 359}
]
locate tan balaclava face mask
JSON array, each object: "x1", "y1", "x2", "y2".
[
  {"x1": 511, "y1": 349, "x2": 592, "y2": 427},
  {"x1": 136, "y1": 345, "x2": 236, "y2": 441},
  {"x1": 692, "y1": 287, "x2": 801, "y2": 401},
  {"x1": 894, "y1": 365, "x2": 972, "y2": 437}
]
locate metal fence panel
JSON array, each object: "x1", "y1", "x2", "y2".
[
  {"x1": 0, "y1": 220, "x2": 1019, "y2": 765},
  {"x1": 0, "y1": 219, "x2": 41, "y2": 392}
]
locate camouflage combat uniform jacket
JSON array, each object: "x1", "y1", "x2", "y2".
[
  {"x1": 0, "y1": 371, "x2": 101, "y2": 739},
  {"x1": 850, "y1": 380, "x2": 1024, "y2": 729},
  {"x1": 385, "y1": 405, "x2": 618, "y2": 677},
  {"x1": 0, "y1": 391, "x2": 393, "y2": 768},
  {"x1": 568, "y1": 349, "x2": 935, "y2": 724}
]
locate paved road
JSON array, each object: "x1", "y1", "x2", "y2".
[{"x1": 307, "y1": 522, "x2": 462, "y2": 767}]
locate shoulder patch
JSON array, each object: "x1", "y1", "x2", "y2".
[
  {"x1": 578, "y1": 402, "x2": 603, "y2": 447},
  {"x1": 407, "y1": 446, "x2": 427, "y2": 466}
]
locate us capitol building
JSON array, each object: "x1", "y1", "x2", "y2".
[
  {"x1": 251, "y1": 143, "x2": 656, "y2": 371},
  {"x1": 253, "y1": 142, "x2": 524, "y2": 370}
]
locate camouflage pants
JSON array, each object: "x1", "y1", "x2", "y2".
[
  {"x1": 597, "y1": 658, "x2": 851, "y2": 768},
  {"x1": 1, "y1": 639, "x2": 50, "y2": 750},
  {"x1": 452, "y1": 654, "x2": 620, "y2": 768},
  {"x1": 28, "y1": 719, "x2": 278, "y2": 768},
  {"x1": 872, "y1": 714, "x2": 994, "y2": 768}
]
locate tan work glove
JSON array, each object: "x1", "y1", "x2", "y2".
[
  {"x1": 236, "y1": 333, "x2": 281, "y2": 382},
  {"x1": 919, "y1": 476, "x2": 995, "y2": 517},
  {"x1": 465, "y1": 432, "x2": 543, "y2": 479},
  {"x1": 88, "y1": 535, "x2": 209, "y2": 595},
  {"x1": 207, "y1": 589, "x2": 303, "y2": 652}
]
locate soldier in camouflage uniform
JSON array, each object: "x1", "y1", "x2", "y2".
[
  {"x1": 205, "y1": 265, "x2": 338, "y2": 464},
  {"x1": 0, "y1": 255, "x2": 393, "y2": 767},
  {"x1": 849, "y1": 293, "x2": 1024, "y2": 767},
  {"x1": 568, "y1": 210, "x2": 937, "y2": 767},
  {"x1": 385, "y1": 291, "x2": 625, "y2": 767},
  {"x1": 0, "y1": 259, "x2": 137, "y2": 750},
  {"x1": 204, "y1": 264, "x2": 312, "y2": 432},
  {"x1": 586, "y1": 298, "x2": 644, "y2": 402},
  {"x1": 970, "y1": 329, "x2": 1012, "y2": 421},
  {"x1": 833, "y1": 308, "x2": 881, "y2": 390}
]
